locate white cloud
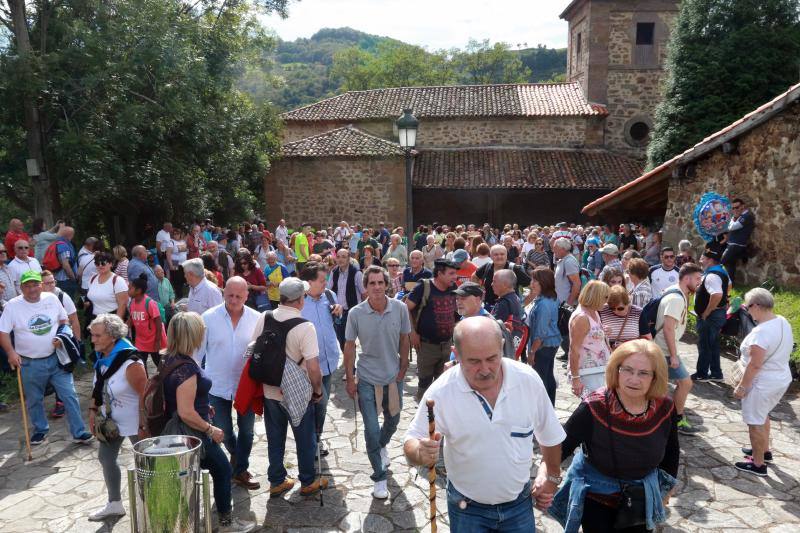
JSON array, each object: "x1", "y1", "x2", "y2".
[{"x1": 260, "y1": 0, "x2": 569, "y2": 49}]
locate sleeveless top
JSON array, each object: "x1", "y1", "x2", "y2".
[
  {"x1": 98, "y1": 358, "x2": 145, "y2": 437},
  {"x1": 569, "y1": 304, "x2": 611, "y2": 370}
]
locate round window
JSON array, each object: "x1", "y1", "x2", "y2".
[
  {"x1": 624, "y1": 116, "x2": 653, "y2": 147},
  {"x1": 629, "y1": 122, "x2": 650, "y2": 141}
]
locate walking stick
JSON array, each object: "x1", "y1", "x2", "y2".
[
  {"x1": 353, "y1": 394, "x2": 358, "y2": 449},
  {"x1": 16, "y1": 367, "x2": 32, "y2": 461},
  {"x1": 317, "y1": 434, "x2": 324, "y2": 507},
  {"x1": 426, "y1": 399, "x2": 437, "y2": 533}
]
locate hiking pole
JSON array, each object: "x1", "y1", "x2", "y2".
[
  {"x1": 426, "y1": 399, "x2": 437, "y2": 533},
  {"x1": 353, "y1": 394, "x2": 358, "y2": 449},
  {"x1": 16, "y1": 367, "x2": 32, "y2": 461},
  {"x1": 317, "y1": 434, "x2": 324, "y2": 507}
]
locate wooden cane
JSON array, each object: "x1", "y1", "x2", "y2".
[
  {"x1": 16, "y1": 367, "x2": 33, "y2": 461},
  {"x1": 426, "y1": 399, "x2": 437, "y2": 533}
]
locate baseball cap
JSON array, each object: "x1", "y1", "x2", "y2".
[
  {"x1": 434, "y1": 258, "x2": 459, "y2": 270},
  {"x1": 453, "y1": 281, "x2": 484, "y2": 297},
  {"x1": 20, "y1": 271, "x2": 43, "y2": 285},
  {"x1": 599, "y1": 243, "x2": 619, "y2": 256},
  {"x1": 451, "y1": 249, "x2": 469, "y2": 266},
  {"x1": 278, "y1": 278, "x2": 309, "y2": 300}
]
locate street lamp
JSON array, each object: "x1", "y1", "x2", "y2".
[{"x1": 396, "y1": 108, "x2": 418, "y2": 238}]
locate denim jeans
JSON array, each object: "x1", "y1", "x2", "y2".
[
  {"x1": 314, "y1": 374, "x2": 332, "y2": 435},
  {"x1": 447, "y1": 481, "x2": 535, "y2": 532},
  {"x1": 357, "y1": 379, "x2": 403, "y2": 482},
  {"x1": 532, "y1": 345, "x2": 558, "y2": 405},
  {"x1": 209, "y1": 395, "x2": 255, "y2": 476},
  {"x1": 263, "y1": 398, "x2": 317, "y2": 487},
  {"x1": 20, "y1": 354, "x2": 86, "y2": 437},
  {"x1": 199, "y1": 435, "x2": 232, "y2": 515},
  {"x1": 696, "y1": 308, "x2": 726, "y2": 378}
]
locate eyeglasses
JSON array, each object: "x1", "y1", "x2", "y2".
[
  {"x1": 0, "y1": 249, "x2": 6, "y2": 254},
  {"x1": 662, "y1": 254, "x2": 675, "y2": 259},
  {"x1": 619, "y1": 366, "x2": 654, "y2": 379},
  {"x1": 16, "y1": 246, "x2": 29, "y2": 250},
  {"x1": 613, "y1": 306, "x2": 627, "y2": 312},
  {"x1": 387, "y1": 264, "x2": 400, "y2": 268}
]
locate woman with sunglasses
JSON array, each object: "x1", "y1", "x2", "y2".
[
  {"x1": 600, "y1": 286, "x2": 644, "y2": 351},
  {"x1": 86, "y1": 252, "x2": 129, "y2": 329},
  {"x1": 234, "y1": 249, "x2": 267, "y2": 310},
  {"x1": 550, "y1": 339, "x2": 678, "y2": 532},
  {"x1": 525, "y1": 238, "x2": 550, "y2": 273}
]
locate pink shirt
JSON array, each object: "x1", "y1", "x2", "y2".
[{"x1": 129, "y1": 296, "x2": 167, "y2": 352}]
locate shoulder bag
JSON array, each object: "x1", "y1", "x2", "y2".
[{"x1": 606, "y1": 391, "x2": 647, "y2": 529}]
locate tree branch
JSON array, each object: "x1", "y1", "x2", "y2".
[
  {"x1": 0, "y1": 183, "x2": 34, "y2": 212},
  {"x1": 127, "y1": 89, "x2": 164, "y2": 109}
]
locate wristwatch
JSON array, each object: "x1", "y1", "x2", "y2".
[{"x1": 545, "y1": 474, "x2": 563, "y2": 485}]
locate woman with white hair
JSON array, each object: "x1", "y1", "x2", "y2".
[
  {"x1": 733, "y1": 287, "x2": 794, "y2": 477},
  {"x1": 422, "y1": 234, "x2": 443, "y2": 270},
  {"x1": 382, "y1": 233, "x2": 408, "y2": 267},
  {"x1": 87, "y1": 314, "x2": 147, "y2": 521},
  {"x1": 676, "y1": 239, "x2": 695, "y2": 267}
]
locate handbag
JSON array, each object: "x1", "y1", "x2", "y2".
[
  {"x1": 729, "y1": 322, "x2": 784, "y2": 389},
  {"x1": 93, "y1": 384, "x2": 121, "y2": 443},
  {"x1": 162, "y1": 412, "x2": 207, "y2": 459},
  {"x1": 605, "y1": 391, "x2": 647, "y2": 528},
  {"x1": 609, "y1": 311, "x2": 631, "y2": 350}
]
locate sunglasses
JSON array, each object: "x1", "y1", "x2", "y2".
[
  {"x1": 16, "y1": 246, "x2": 29, "y2": 250},
  {"x1": 662, "y1": 254, "x2": 675, "y2": 259},
  {"x1": 95, "y1": 260, "x2": 110, "y2": 266},
  {"x1": 0, "y1": 249, "x2": 6, "y2": 254},
  {"x1": 613, "y1": 306, "x2": 627, "y2": 312}
]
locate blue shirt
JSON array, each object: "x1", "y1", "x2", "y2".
[
  {"x1": 127, "y1": 257, "x2": 159, "y2": 300},
  {"x1": 302, "y1": 291, "x2": 341, "y2": 376},
  {"x1": 53, "y1": 240, "x2": 76, "y2": 281},
  {"x1": 528, "y1": 296, "x2": 561, "y2": 348}
]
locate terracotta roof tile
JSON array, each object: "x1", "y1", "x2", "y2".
[
  {"x1": 282, "y1": 83, "x2": 606, "y2": 122},
  {"x1": 280, "y1": 126, "x2": 405, "y2": 158},
  {"x1": 414, "y1": 149, "x2": 642, "y2": 190}
]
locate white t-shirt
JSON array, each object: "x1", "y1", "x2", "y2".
[
  {"x1": 405, "y1": 359, "x2": 566, "y2": 505},
  {"x1": 8, "y1": 257, "x2": 43, "y2": 289},
  {"x1": 522, "y1": 242, "x2": 536, "y2": 255},
  {"x1": 77, "y1": 247, "x2": 97, "y2": 290},
  {"x1": 87, "y1": 274, "x2": 129, "y2": 314},
  {"x1": 95, "y1": 358, "x2": 145, "y2": 436},
  {"x1": 156, "y1": 229, "x2": 172, "y2": 252},
  {"x1": 0, "y1": 293, "x2": 68, "y2": 358},
  {"x1": 741, "y1": 316, "x2": 793, "y2": 389},
  {"x1": 654, "y1": 287, "x2": 687, "y2": 357},
  {"x1": 703, "y1": 272, "x2": 723, "y2": 295},
  {"x1": 649, "y1": 266, "x2": 679, "y2": 298},
  {"x1": 168, "y1": 239, "x2": 188, "y2": 265},
  {"x1": 52, "y1": 289, "x2": 77, "y2": 315},
  {"x1": 471, "y1": 256, "x2": 492, "y2": 269}
]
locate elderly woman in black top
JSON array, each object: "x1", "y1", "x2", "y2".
[{"x1": 549, "y1": 339, "x2": 678, "y2": 532}]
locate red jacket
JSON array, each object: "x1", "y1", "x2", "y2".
[{"x1": 234, "y1": 358, "x2": 263, "y2": 416}]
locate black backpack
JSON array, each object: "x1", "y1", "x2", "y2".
[
  {"x1": 248, "y1": 311, "x2": 307, "y2": 386},
  {"x1": 639, "y1": 288, "x2": 685, "y2": 338}
]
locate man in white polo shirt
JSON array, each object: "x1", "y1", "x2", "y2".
[
  {"x1": 404, "y1": 316, "x2": 565, "y2": 531},
  {"x1": 8, "y1": 240, "x2": 42, "y2": 292},
  {"x1": 183, "y1": 257, "x2": 223, "y2": 316},
  {"x1": 199, "y1": 277, "x2": 261, "y2": 491}
]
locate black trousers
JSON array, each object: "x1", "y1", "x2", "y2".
[{"x1": 721, "y1": 244, "x2": 746, "y2": 283}]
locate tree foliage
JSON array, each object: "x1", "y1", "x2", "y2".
[
  {"x1": 452, "y1": 39, "x2": 531, "y2": 85},
  {"x1": 0, "y1": 0, "x2": 288, "y2": 240},
  {"x1": 647, "y1": 0, "x2": 800, "y2": 167}
]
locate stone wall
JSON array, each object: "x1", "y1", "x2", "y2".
[
  {"x1": 264, "y1": 157, "x2": 407, "y2": 230},
  {"x1": 604, "y1": 69, "x2": 665, "y2": 158},
  {"x1": 662, "y1": 103, "x2": 800, "y2": 288},
  {"x1": 284, "y1": 116, "x2": 599, "y2": 149},
  {"x1": 567, "y1": 1, "x2": 591, "y2": 96}
]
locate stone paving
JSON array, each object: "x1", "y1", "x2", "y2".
[{"x1": 0, "y1": 339, "x2": 798, "y2": 532}]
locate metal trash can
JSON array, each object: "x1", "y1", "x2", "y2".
[{"x1": 128, "y1": 435, "x2": 211, "y2": 532}]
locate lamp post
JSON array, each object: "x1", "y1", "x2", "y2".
[{"x1": 396, "y1": 108, "x2": 418, "y2": 238}]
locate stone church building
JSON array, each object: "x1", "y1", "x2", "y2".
[{"x1": 264, "y1": 0, "x2": 679, "y2": 229}]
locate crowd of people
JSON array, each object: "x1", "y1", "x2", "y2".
[{"x1": 0, "y1": 200, "x2": 794, "y2": 532}]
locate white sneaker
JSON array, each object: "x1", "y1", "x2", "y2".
[
  {"x1": 380, "y1": 446, "x2": 390, "y2": 469},
  {"x1": 88, "y1": 501, "x2": 126, "y2": 521},
  {"x1": 372, "y1": 479, "x2": 389, "y2": 499}
]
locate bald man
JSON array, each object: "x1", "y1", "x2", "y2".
[
  {"x1": 404, "y1": 316, "x2": 564, "y2": 531},
  {"x1": 4, "y1": 218, "x2": 30, "y2": 260},
  {"x1": 127, "y1": 245, "x2": 159, "y2": 299},
  {"x1": 198, "y1": 276, "x2": 262, "y2": 490}
]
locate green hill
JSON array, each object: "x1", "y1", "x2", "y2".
[{"x1": 243, "y1": 27, "x2": 566, "y2": 111}]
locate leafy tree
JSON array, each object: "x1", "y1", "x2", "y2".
[
  {"x1": 648, "y1": 0, "x2": 800, "y2": 167},
  {"x1": 452, "y1": 39, "x2": 531, "y2": 85},
  {"x1": 0, "y1": 0, "x2": 287, "y2": 239}
]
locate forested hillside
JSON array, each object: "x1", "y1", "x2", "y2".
[{"x1": 242, "y1": 27, "x2": 567, "y2": 110}]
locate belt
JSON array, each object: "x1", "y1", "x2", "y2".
[
  {"x1": 448, "y1": 480, "x2": 532, "y2": 510},
  {"x1": 420, "y1": 338, "x2": 450, "y2": 346}
]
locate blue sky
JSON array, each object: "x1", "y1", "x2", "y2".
[{"x1": 261, "y1": 0, "x2": 569, "y2": 49}]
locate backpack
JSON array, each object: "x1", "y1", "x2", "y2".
[
  {"x1": 127, "y1": 296, "x2": 167, "y2": 326},
  {"x1": 141, "y1": 357, "x2": 193, "y2": 437},
  {"x1": 42, "y1": 240, "x2": 64, "y2": 271},
  {"x1": 639, "y1": 288, "x2": 685, "y2": 338},
  {"x1": 410, "y1": 278, "x2": 433, "y2": 330},
  {"x1": 248, "y1": 311, "x2": 307, "y2": 386},
  {"x1": 501, "y1": 315, "x2": 528, "y2": 360}
]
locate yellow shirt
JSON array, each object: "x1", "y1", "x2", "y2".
[{"x1": 294, "y1": 233, "x2": 309, "y2": 262}]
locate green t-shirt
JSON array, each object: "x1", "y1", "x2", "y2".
[{"x1": 294, "y1": 233, "x2": 309, "y2": 262}]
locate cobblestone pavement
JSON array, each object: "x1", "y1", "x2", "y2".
[{"x1": 0, "y1": 339, "x2": 798, "y2": 532}]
